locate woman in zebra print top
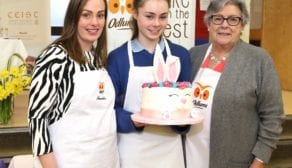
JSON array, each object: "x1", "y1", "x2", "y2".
[{"x1": 28, "y1": 0, "x2": 119, "y2": 167}]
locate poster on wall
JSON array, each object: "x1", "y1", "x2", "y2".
[
  {"x1": 0, "y1": 0, "x2": 51, "y2": 57},
  {"x1": 200, "y1": 0, "x2": 211, "y2": 11},
  {"x1": 107, "y1": 0, "x2": 196, "y2": 52}
]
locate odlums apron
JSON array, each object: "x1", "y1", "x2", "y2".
[
  {"x1": 43, "y1": 68, "x2": 118, "y2": 168},
  {"x1": 186, "y1": 45, "x2": 223, "y2": 168},
  {"x1": 118, "y1": 39, "x2": 185, "y2": 168}
]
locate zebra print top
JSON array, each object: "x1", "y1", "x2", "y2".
[{"x1": 28, "y1": 44, "x2": 98, "y2": 156}]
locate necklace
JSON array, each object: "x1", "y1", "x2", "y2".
[{"x1": 210, "y1": 52, "x2": 228, "y2": 64}]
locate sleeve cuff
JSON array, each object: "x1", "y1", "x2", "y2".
[
  {"x1": 134, "y1": 125, "x2": 145, "y2": 132},
  {"x1": 255, "y1": 157, "x2": 264, "y2": 163}
]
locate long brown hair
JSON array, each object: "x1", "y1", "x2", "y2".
[
  {"x1": 52, "y1": 0, "x2": 108, "y2": 68},
  {"x1": 130, "y1": 0, "x2": 171, "y2": 40}
]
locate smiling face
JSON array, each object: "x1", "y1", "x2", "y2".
[
  {"x1": 208, "y1": 4, "x2": 244, "y2": 48},
  {"x1": 167, "y1": 88, "x2": 193, "y2": 111},
  {"x1": 133, "y1": 0, "x2": 169, "y2": 44},
  {"x1": 77, "y1": 0, "x2": 106, "y2": 51}
]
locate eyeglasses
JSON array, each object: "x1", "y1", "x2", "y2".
[{"x1": 210, "y1": 15, "x2": 242, "y2": 26}]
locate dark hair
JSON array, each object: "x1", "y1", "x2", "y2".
[
  {"x1": 130, "y1": 0, "x2": 171, "y2": 40},
  {"x1": 204, "y1": 0, "x2": 249, "y2": 26},
  {"x1": 52, "y1": 0, "x2": 108, "y2": 68}
]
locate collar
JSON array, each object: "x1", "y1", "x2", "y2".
[{"x1": 131, "y1": 38, "x2": 166, "y2": 53}]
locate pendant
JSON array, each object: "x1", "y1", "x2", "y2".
[{"x1": 210, "y1": 53, "x2": 227, "y2": 64}]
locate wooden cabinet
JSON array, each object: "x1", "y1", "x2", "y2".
[
  {"x1": 259, "y1": 2, "x2": 292, "y2": 164},
  {"x1": 250, "y1": 0, "x2": 292, "y2": 90}
]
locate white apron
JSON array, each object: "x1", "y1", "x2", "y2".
[
  {"x1": 118, "y1": 39, "x2": 185, "y2": 168},
  {"x1": 39, "y1": 68, "x2": 119, "y2": 168},
  {"x1": 186, "y1": 46, "x2": 223, "y2": 168}
]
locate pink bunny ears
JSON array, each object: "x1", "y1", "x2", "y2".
[{"x1": 153, "y1": 45, "x2": 181, "y2": 83}]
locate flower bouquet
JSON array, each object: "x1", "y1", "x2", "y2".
[{"x1": 0, "y1": 53, "x2": 31, "y2": 124}]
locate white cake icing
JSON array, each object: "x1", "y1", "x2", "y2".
[
  {"x1": 137, "y1": 43, "x2": 195, "y2": 122},
  {"x1": 141, "y1": 82, "x2": 193, "y2": 120}
]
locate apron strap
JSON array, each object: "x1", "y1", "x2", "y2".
[
  {"x1": 203, "y1": 44, "x2": 213, "y2": 65},
  {"x1": 127, "y1": 41, "x2": 135, "y2": 67},
  {"x1": 163, "y1": 37, "x2": 172, "y2": 56}
]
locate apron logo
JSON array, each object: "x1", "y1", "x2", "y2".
[
  {"x1": 108, "y1": 0, "x2": 134, "y2": 14},
  {"x1": 193, "y1": 82, "x2": 212, "y2": 109},
  {"x1": 97, "y1": 82, "x2": 106, "y2": 100},
  {"x1": 193, "y1": 100, "x2": 208, "y2": 109}
]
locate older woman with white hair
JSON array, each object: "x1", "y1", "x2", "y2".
[{"x1": 185, "y1": 0, "x2": 284, "y2": 168}]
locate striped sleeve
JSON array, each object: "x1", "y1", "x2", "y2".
[{"x1": 28, "y1": 45, "x2": 71, "y2": 156}]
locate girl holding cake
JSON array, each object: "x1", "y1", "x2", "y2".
[
  {"x1": 185, "y1": 0, "x2": 284, "y2": 168},
  {"x1": 107, "y1": 0, "x2": 192, "y2": 167}
]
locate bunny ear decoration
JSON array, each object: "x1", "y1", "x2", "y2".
[
  {"x1": 153, "y1": 45, "x2": 166, "y2": 83},
  {"x1": 165, "y1": 56, "x2": 181, "y2": 82}
]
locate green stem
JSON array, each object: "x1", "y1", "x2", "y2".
[
  {"x1": 6, "y1": 53, "x2": 25, "y2": 70},
  {"x1": 0, "y1": 96, "x2": 12, "y2": 124}
]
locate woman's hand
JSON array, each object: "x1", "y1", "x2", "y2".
[
  {"x1": 249, "y1": 158, "x2": 265, "y2": 168},
  {"x1": 131, "y1": 113, "x2": 145, "y2": 128}
]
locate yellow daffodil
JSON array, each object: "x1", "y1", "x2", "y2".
[{"x1": 0, "y1": 54, "x2": 31, "y2": 101}]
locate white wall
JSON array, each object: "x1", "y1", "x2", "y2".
[{"x1": 50, "y1": 0, "x2": 69, "y2": 26}]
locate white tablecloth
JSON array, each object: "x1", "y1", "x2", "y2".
[{"x1": 0, "y1": 38, "x2": 28, "y2": 70}]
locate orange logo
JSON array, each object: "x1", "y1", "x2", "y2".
[
  {"x1": 108, "y1": 0, "x2": 134, "y2": 14},
  {"x1": 193, "y1": 82, "x2": 212, "y2": 100},
  {"x1": 99, "y1": 82, "x2": 104, "y2": 91}
]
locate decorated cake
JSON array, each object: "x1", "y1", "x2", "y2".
[
  {"x1": 141, "y1": 81, "x2": 193, "y2": 120},
  {"x1": 131, "y1": 45, "x2": 203, "y2": 125}
]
